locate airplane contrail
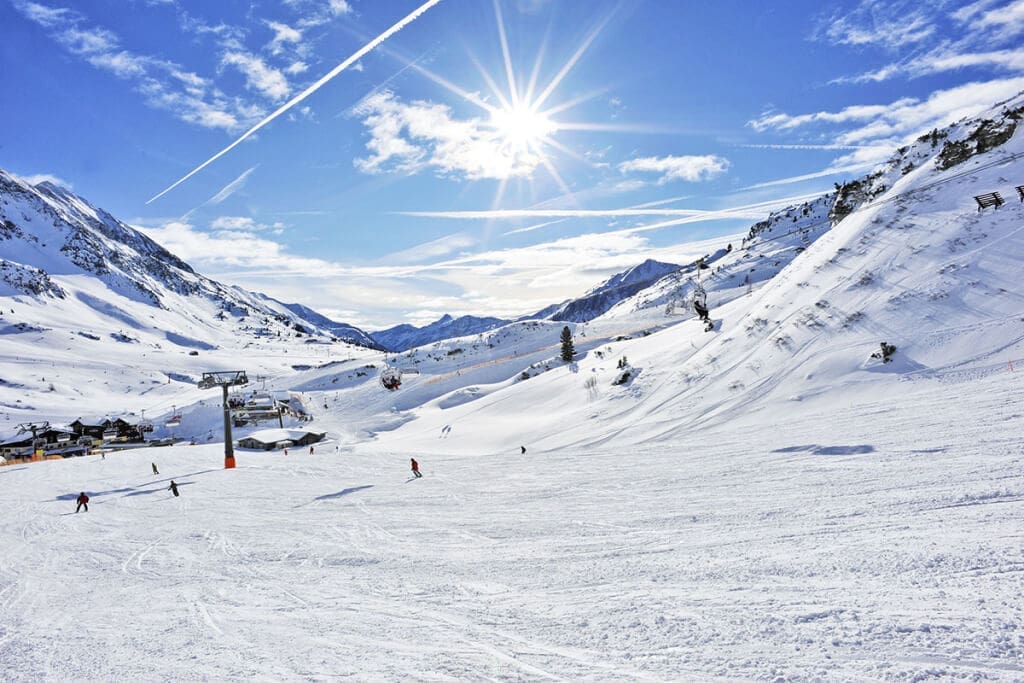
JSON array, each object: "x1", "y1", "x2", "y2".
[{"x1": 146, "y1": 0, "x2": 446, "y2": 205}]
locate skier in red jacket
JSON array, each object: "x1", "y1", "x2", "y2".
[
  {"x1": 75, "y1": 492, "x2": 89, "y2": 513},
  {"x1": 410, "y1": 458, "x2": 422, "y2": 478}
]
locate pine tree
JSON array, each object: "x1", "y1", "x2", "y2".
[{"x1": 559, "y1": 326, "x2": 575, "y2": 362}]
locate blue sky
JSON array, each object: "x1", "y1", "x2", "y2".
[{"x1": 4, "y1": 0, "x2": 1024, "y2": 328}]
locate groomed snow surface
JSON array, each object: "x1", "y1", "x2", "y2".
[{"x1": 2, "y1": 370, "x2": 1022, "y2": 681}]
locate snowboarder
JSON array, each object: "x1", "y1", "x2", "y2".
[
  {"x1": 151, "y1": 462, "x2": 159, "y2": 475},
  {"x1": 168, "y1": 481, "x2": 179, "y2": 497},
  {"x1": 75, "y1": 492, "x2": 89, "y2": 513},
  {"x1": 410, "y1": 458, "x2": 422, "y2": 478},
  {"x1": 521, "y1": 445, "x2": 526, "y2": 454}
]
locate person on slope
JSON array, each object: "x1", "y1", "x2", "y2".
[
  {"x1": 151, "y1": 462, "x2": 159, "y2": 475},
  {"x1": 75, "y1": 492, "x2": 89, "y2": 513},
  {"x1": 520, "y1": 445, "x2": 526, "y2": 454},
  {"x1": 168, "y1": 481, "x2": 179, "y2": 497},
  {"x1": 410, "y1": 458, "x2": 422, "y2": 478}
]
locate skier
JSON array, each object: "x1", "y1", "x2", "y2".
[
  {"x1": 521, "y1": 445, "x2": 526, "y2": 454},
  {"x1": 151, "y1": 462, "x2": 159, "y2": 475},
  {"x1": 309, "y1": 445, "x2": 314, "y2": 455},
  {"x1": 168, "y1": 481, "x2": 179, "y2": 497},
  {"x1": 410, "y1": 458, "x2": 422, "y2": 478},
  {"x1": 75, "y1": 492, "x2": 89, "y2": 513},
  {"x1": 284, "y1": 448, "x2": 288, "y2": 456}
]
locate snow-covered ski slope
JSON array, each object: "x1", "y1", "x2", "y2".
[
  {"x1": 3, "y1": 97, "x2": 1024, "y2": 679},
  {"x1": 1, "y1": 370, "x2": 1021, "y2": 680}
]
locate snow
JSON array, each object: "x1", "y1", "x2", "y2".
[
  {"x1": 1, "y1": 372, "x2": 1021, "y2": 680},
  {"x1": 2, "y1": 96, "x2": 1024, "y2": 678}
]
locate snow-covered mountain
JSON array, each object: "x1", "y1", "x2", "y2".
[
  {"x1": 535, "y1": 257, "x2": 681, "y2": 323},
  {"x1": 371, "y1": 313, "x2": 508, "y2": 352},
  {"x1": 278, "y1": 300, "x2": 382, "y2": 349},
  {"x1": 0, "y1": 171, "x2": 374, "y2": 345}
]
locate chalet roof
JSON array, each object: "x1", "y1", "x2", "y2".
[{"x1": 239, "y1": 428, "x2": 325, "y2": 445}]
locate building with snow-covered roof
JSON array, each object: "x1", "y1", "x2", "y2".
[{"x1": 236, "y1": 429, "x2": 325, "y2": 451}]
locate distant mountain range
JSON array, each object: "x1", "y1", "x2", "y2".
[
  {"x1": 0, "y1": 169, "x2": 727, "y2": 355},
  {"x1": 370, "y1": 314, "x2": 508, "y2": 352}
]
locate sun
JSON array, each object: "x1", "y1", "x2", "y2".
[
  {"x1": 396, "y1": 1, "x2": 624, "y2": 198},
  {"x1": 490, "y1": 104, "x2": 558, "y2": 153}
]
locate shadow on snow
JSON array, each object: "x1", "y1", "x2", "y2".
[{"x1": 772, "y1": 444, "x2": 875, "y2": 456}]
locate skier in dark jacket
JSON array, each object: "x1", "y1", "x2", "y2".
[
  {"x1": 410, "y1": 458, "x2": 422, "y2": 478},
  {"x1": 521, "y1": 445, "x2": 526, "y2": 454},
  {"x1": 76, "y1": 492, "x2": 89, "y2": 513},
  {"x1": 152, "y1": 462, "x2": 159, "y2": 475},
  {"x1": 168, "y1": 481, "x2": 179, "y2": 497}
]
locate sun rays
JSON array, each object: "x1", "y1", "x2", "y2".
[{"x1": 392, "y1": 0, "x2": 630, "y2": 209}]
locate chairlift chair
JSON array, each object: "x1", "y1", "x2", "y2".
[
  {"x1": 380, "y1": 367, "x2": 402, "y2": 391},
  {"x1": 691, "y1": 282, "x2": 708, "y2": 315},
  {"x1": 165, "y1": 407, "x2": 182, "y2": 428}
]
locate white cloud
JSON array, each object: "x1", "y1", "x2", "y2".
[
  {"x1": 19, "y1": 172, "x2": 72, "y2": 189},
  {"x1": 617, "y1": 155, "x2": 730, "y2": 184},
  {"x1": 329, "y1": 0, "x2": 352, "y2": 15},
  {"x1": 221, "y1": 52, "x2": 291, "y2": 101},
  {"x1": 265, "y1": 20, "x2": 303, "y2": 55},
  {"x1": 285, "y1": 61, "x2": 309, "y2": 75},
  {"x1": 210, "y1": 215, "x2": 284, "y2": 233},
  {"x1": 352, "y1": 91, "x2": 548, "y2": 181}
]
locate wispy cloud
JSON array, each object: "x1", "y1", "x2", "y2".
[
  {"x1": 398, "y1": 208, "x2": 708, "y2": 220},
  {"x1": 13, "y1": 1, "x2": 258, "y2": 133},
  {"x1": 208, "y1": 166, "x2": 257, "y2": 205},
  {"x1": 382, "y1": 232, "x2": 478, "y2": 264},
  {"x1": 736, "y1": 162, "x2": 879, "y2": 191},
  {"x1": 827, "y1": 1, "x2": 1024, "y2": 84},
  {"x1": 816, "y1": 1, "x2": 936, "y2": 50},
  {"x1": 749, "y1": 77, "x2": 1024, "y2": 147},
  {"x1": 617, "y1": 155, "x2": 730, "y2": 184}
]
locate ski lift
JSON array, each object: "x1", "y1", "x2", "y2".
[
  {"x1": 165, "y1": 406, "x2": 182, "y2": 428},
  {"x1": 102, "y1": 429, "x2": 118, "y2": 441},
  {"x1": 691, "y1": 282, "x2": 708, "y2": 317},
  {"x1": 380, "y1": 366, "x2": 403, "y2": 391}
]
